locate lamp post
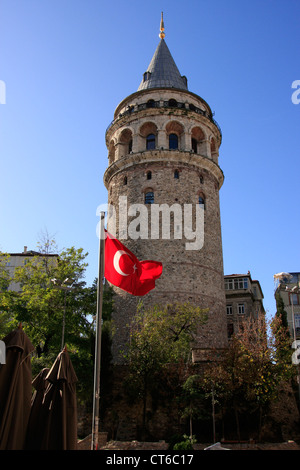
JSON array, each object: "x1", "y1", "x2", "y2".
[{"x1": 51, "y1": 277, "x2": 84, "y2": 349}]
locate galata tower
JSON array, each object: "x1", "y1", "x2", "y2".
[{"x1": 104, "y1": 15, "x2": 228, "y2": 362}]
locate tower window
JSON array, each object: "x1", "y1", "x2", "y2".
[
  {"x1": 145, "y1": 191, "x2": 154, "y2": 204},
  {"x1": 146, "y1": 99, "x2": 155, "y2": 108},
  {"x1": 169, "y1": 133, "x2": 178, "y2": 150},
  {"x1": 147, "y1": 171, "x2": 152, "y2": 180},
  {"x1": 146, "y1": 134, "x2": 155, "y2": 150},
  {"x1": 192, "y1": 138, "x2": 197, "y2": 153},
  {"x1": 174, "y1": 169, "x2": 179, "y2": 179},
  {"x1": 168, "y1": 99, "x2": 177, "y2": 108},
  {"x1": 199, "y1": 196, "x2": 205, "y2": 206}
]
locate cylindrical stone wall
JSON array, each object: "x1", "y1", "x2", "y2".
[{"x1": 104, "y1": 88, "x2": 228, "y2": 362}]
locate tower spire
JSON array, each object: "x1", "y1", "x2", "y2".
[
  {"x1": 138, "y1": 12, "x2": 187, "y2": 91},
  {"x1": 159, "y1": 12, "x2": 165, "y2": 39}
]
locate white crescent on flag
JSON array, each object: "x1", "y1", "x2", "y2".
[
  {"x1": 105, "y1": 231, "x2": 163, "y2": 296},
  {"x1": 113, "y1": 250, "x2": 132, "y2": 276}
]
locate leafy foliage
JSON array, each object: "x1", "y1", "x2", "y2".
[
  {"x1": 123, "y1": 301, "x2": 207, "y2": 437},
  {"x1": 0, "y1": 239, "x2": 114, "y2": 403}
]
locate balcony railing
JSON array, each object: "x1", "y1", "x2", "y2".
[{"x1": 106, "y1": 99, "x2": 222, "y2": 138}]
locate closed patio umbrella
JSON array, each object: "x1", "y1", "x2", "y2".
[
  {"x1": 24, "y1": 367, "x2": 50, "y2": 449},
  {"x1": 0, "y1": 325, "x2": 34, "y2": 450},
  {"x1": 39, "y1": 347, "x2": 78, "y2": 450}
]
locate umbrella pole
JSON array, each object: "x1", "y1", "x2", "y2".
[{"x1": 91, "y1": 211, "x2": 105, "y2": 450}]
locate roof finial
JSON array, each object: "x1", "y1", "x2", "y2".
[{"x1": 159, "y1": 12, "x2": 165, "y2": 39}]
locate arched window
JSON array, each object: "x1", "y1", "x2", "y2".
[
  {"x1": 146, "y1": 99, "x2": 155, "y2": 108},
  {"x1": 192, "y1": 138, "x2": 197, "y2": 153},
  {"x1": 174, "y1": 169, "x2": 179, "y2": 179},
  {"x1": 168, "y1": 99, "x2": 177, "y2": 108},
  {"x1": 145, "y1": 191, "x2": 154, "y2": 204},
  {"x1": 169, "y1": 133, "x2": 178, "y2": 149},
  {"x1": 191, "y1": 126, "x2": 205, "y2": 156},
  {"x1": 119, "y1": 128, "x2": 133, "y2": 157},
  {"x1": 146, "y1": 133, "x2": 155, "y2": 150},
  {"x1": 147, "y1": 171, "x2": 152, "y2": 180},
  {"x1": 199, "y1": 195, "x2": 205, "y2": 207}
]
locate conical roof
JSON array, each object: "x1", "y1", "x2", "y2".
[{"x1": 137, "y1": 38, "x2": 188, "y2": 91}]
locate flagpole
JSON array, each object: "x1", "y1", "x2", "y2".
[{"x1": 91, "y1": 211, "x2": 105, "y2": 450}]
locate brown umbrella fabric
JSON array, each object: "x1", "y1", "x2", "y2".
[
  {"x1": 0, "y1": 326, "x2": 34, "y2": 450},
  {"x1": 24, "y1": 367, "x2": 50, "y2": 450},
  {"x1": 36, "y1": 348, "x2": 78, "y2": 450}
]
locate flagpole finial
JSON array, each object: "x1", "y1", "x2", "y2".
[{"x1": 159, "y1": 12, "x2": 165, "y2": 39}]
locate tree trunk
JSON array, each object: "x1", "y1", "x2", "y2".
[
  {"x1": 142, "y1": 377, "x2": 148, "y2": 440},
  {"x1": 234, "y1": 402, "x2": 241, "y2": 441}
]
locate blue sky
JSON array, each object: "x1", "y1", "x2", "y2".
[{"x1": 0, "y1": 0, "x2": 299, "y2": 319}]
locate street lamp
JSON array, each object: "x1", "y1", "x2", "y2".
[{"x1": 51, "y1": 278, "x2": 84, "y2": 349}]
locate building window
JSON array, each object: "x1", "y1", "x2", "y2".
[
  {"x1": 228, "y1": 323, "x2": 234, "y2": 338},
  {"x1": 146, "y1": 134, "x2": 155, "y2": 150},
  {"x1": 225, "y1": 277, "x2": 248, "y2": 290},
  {"x1": 295, "y1": 314, "x2": 300, "y2": 336},
  {"x1": 147, "y1": 171, "x2": 152, "y2": 180},
  {"x1": 145, "y1": 191, "x2": 154, "y2": 204},
  {"x1": 291, "y1": 293, "x2": 299, "y2": 305},
  {"x1": 169, "y1": 133, "x2": 178, "y2": 149},
  {"x1": 199, "y1": 175, "x2": 204, "y2": 184},
  {"x1": 128, "y1": 140, "x2": 132, "y2": 153},
  {"x1": 123, "y1": 176, "x2": 127, "y2": 185},
  {"x1": 174, "y1": 169, "x2": 179, "y2": 179},
  {"x1": 226, "y1": 305, "x2": 233, "y2": 315},
  {"x1": 238, "y1": 303, "x2": 245, "y2": 314}
]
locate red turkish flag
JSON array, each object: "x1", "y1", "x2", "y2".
[{"x1": 104, "y1": 232, "x2": 163, "y2": 296}]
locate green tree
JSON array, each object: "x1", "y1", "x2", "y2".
[
  {"x1": 10, "y1": 245, "x2": 89, "y2": 356},
  {"x1": 123, "y1": 302, "x2": 207, "y2": 439},
  {"x1": 203, "y1": 314, "x2": 294, "y2": 441},
  {"x1": 0, "y1": 238, "x2": 114, "y2": 403},
  {"x1": 180, "y1": 374, "x2": 204, "y2": 439},
  {"x1": 0, "y1": 251, "x2": 12, "y2": 335},
  {"x1": 275, "y1": 290, "x2": 289, "y2": 331}
]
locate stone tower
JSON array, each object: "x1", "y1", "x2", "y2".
[{"x1": 104, "y1": 15, "x2": 228, "y2": 362}]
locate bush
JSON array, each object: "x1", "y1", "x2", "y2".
[{"x1": 173, "y1": 435, "x2": 196, "y2": 450}]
